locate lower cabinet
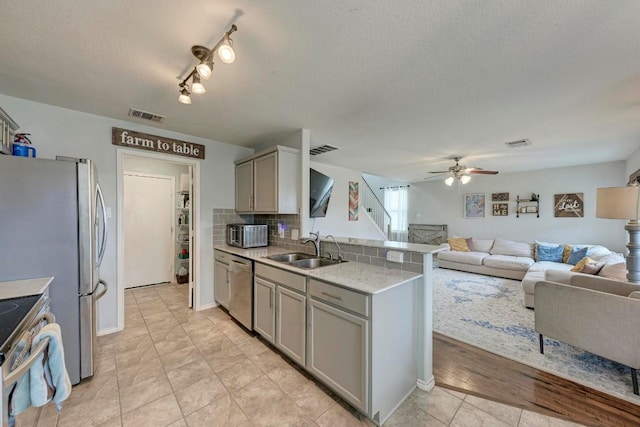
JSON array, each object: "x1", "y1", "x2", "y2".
[
  {"x1": 276, "y1": 286, "x2": 306, "y2": 366},
  {"x1": 254, "y1": 277, "x2": 276, "y2": 343},
  {"x1": 307, "y1": 298, "x2": 369, "y2": 413},
  {"x1": 253, "y1": 263, "x2": 307, "y2": 367},
  {"x1": 214, "y1": 254, "x2": 230, "y2": 309}
]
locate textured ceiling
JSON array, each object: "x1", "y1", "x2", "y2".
[{"x1": 1, "y1": 1, "x2": 639, "y2": 181}]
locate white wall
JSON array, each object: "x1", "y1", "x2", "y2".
[
  {"x1": 0, "y1": 94, "x2": 253, "y2": 333},
  {"x1": 409, "y1": 161, "x2": 628, "y2": 252},
  {"x1": 362, "y1": 173, "x2": 409, "y2": 204},
  {"x1": 306, "y1": 162, "x2": 386, "y2": 240},
  {"x1": 626, "y1": 144, "x2": 640, "y2": 180}
]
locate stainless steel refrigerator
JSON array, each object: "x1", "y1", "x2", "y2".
[{"x1": 0, "y1": 155, "x2": 108, "y2": 385}]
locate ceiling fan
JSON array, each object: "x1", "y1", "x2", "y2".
[{"x1": 429, "y1": 157, "x2": 499, "y2": 186}]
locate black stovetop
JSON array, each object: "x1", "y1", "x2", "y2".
[{"x1": 0, "y1": 294, "x2": 42, "y2": 366}]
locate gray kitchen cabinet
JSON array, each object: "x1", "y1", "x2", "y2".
[
  {"x1": 253, "y1": 276, "x2": 276, "y2": 343},
  {"x1": 213, "y1": 251, "x2": 230, "y2": 309},
  {"x1": 307, "y1": 277, "x2": 419, "y2": 425},
  {"x1": 276, "y1": 285, "x2": 306, "y2": 366},
  {"x1": 235, "y1": 160, "x2": 253, "y2": 212},
  {"x1": 234, "y1": 145, "x2": 300, "y2": 214},
  {"x1": 307, "y1": 291, "x2": 369, "y2": 413},
  {"x1": 254, "y1": 263, "x2": 307, "y2": 366}
]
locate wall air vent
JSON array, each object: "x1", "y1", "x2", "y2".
[
  {"x1": 310, "y1": 144, "x2": 339, "y2": 156},
  {"x1": 128, "y1": 108, "x2": 165, "y2": 123},
  {"x1": 504, "y1": 139, "x2": 531, "y2": 149}
]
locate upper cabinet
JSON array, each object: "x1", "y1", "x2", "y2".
[{"x1": 235, "y1": 145, "x2": 300, "y2": 214}]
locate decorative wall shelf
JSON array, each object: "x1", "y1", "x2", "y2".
[{"x1": 516, "y1": 194, "x2": 539, "y2": 218}]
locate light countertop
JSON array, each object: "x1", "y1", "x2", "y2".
[
  {"x1": 0, "y1": 277, "x2": 53, "y2": 300},
  {"x1": 318, "y1": 236, "x2": 445, "y2": 254},
  {"x1": 215, "y1": 245, "x2": 422, "y2": 294}
]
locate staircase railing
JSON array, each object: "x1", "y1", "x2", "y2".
[{"x1": 361, "y1": 177, "x2": 391, "y2": 239}]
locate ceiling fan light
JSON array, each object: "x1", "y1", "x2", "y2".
[
  {"x1": 178, "y1": 87, "x2": 192, "y2": 104},
  {"x1": 444, "y1": 176, "x2": 454, "y2": 186},
  {"x1": 191, "y1": 73, "x2": 206, "y2": 94},
  {"x1": 218, "y1": 38, "x2": 235, "y2": 64},
  {"x1": 460, "y1": 175, "x2": 471, "y2": 184},
  {"x1": 196, "y1": 59, "x2": 213, "y2": 80}
]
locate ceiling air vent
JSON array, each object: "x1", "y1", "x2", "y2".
[
  {"x1": 504, "y1": 139, "x2": 531, "y2": 149},
  {"x1": 310, "y1": 144, "x2": 339, "y2": 156},
  {"x1": 128, "y1": 108, "x2": 165, "y2": 123}
]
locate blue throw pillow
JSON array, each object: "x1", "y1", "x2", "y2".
[
  {"x1": 536, "y1": 244, "x2": 564, "y2": 262},
  {"x1": 567, "y1": 247, "x2": 589, "y2": 265}
]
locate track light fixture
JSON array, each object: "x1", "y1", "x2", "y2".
[{"x1": 177, "y1": 24, "x2": 238, "y2": 104}]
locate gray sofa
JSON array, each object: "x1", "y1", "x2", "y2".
[{"x1": 535, "y1": 274, "x2": 640, "y2": 395}]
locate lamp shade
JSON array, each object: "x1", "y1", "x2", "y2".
[{"x1": 596, "y1": 186, "x2": 639, "y2": 220}]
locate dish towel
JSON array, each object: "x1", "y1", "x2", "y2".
[{"x1": 9, "y1": 323, "x2": 72, "y2": 421}]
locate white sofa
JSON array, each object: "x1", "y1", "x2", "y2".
[{"x1": 438, "y1": 238, "x2": 626, "y2": 308}]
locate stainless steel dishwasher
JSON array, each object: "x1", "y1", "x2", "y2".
[{"x1": 228, "y1": 255, "x2": 253, "y2": 330}]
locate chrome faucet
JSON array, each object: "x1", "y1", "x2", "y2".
[
  {"x1": 301, "y1": 232, "x2": 320, "y2": 256},
  {"x1": 325, "y1": 235, "x2": 342, "y2": 262}
]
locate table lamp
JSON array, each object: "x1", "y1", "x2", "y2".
[{"x1": 596, "y1": 186, "x2": 640, "y2": 283}]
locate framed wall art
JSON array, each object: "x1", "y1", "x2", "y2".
[
  {"x1": 348, "y1": 181, "x2": 359, "y2": 221},
  {"x1": 464, "y1": 193, "x2": 485, "y2": 218},
  {"x1": 554, "y1": 193, "x2": 584, "y2": 217},
  {"x1": 492, "y1": 203, "x2": 508, "y2": 216},
  {"x1": 492, "y1": 192, "x2": 509, "y2": 202}
]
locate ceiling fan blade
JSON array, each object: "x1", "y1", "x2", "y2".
[
  {"x1": 429, "y1": 170, "x2": 449, "y2": 174},
  {"x1": 466, "y1": 169, "x2": 499, "y2": 175}
]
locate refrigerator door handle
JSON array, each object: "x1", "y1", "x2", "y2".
[
  {"x1": 95, "y1": 279, "x2": 108, "y2": 301},
  {"x1": 96, "y1": 182, "x2": 108, "y2": 266}
]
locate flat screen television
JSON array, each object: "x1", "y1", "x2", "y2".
[{"x1": 309, "y1": 168, "x2": 334, "y2": 217}]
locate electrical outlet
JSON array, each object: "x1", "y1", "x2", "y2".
[
  {"x1": 291, "y1": 229, "x2": 299, "y2": 240},
  {"x1": 386, "y1": 250, "x2": 404, "y2": 263}
]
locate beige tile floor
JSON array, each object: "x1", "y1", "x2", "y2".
[{"x1": 16, "y1": 282, "x2": 586, "y2": 427}]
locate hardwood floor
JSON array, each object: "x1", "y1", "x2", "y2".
[{"x1": 434, "y1": 332, "x2": 640, "y2": 427}]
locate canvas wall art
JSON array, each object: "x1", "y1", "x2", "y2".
[
  {"x1": 464, "y1": 193, "x2": 485, "y2": 218},
  {"x1": 554, "y1": 193, "x2": 584, "y2": 217},
  {"x1": 349, "y1": 181, "x2": 359, "y2": 221}
]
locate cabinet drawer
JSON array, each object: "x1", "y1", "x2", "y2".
[
  {"x1": 309, "y1": 279, "x2": 369, "y2": 317},
  {"x1": 214, "y1": 250, "x2": 231, "y2": 264},
  {"x1": 255, "y1": 263, "x2": 306, "y2": 293}
]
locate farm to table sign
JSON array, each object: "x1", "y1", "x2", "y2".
[{"x1": 112, "y1": 127, "x2": 205, "y2": 159}]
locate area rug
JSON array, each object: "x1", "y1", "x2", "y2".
[{"x1": 432, "y1": 268, "x2": 640, "y2": 405}]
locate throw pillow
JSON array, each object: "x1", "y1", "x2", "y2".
[
  {"x1": 567, "y1": 247, "x2": 589, "y2": 265},
  {"x1": 598, "y1": 262, "x2": 628, "y2": 281},
  {"x1": 586, "y1": 245, "x2": 612, "y2": 260},
  {"x1": 472, "y1": 239, "x2": 494, "y2": 253},
  {"x1": 570, "y1": 257, "x2": 604, "y2": 274},
  {"x1": 448, "y1": 238, "x2": 470, "y2": 252},
  {"x1": 562, "y1": 244, "x2": 573, "y2": 263},
  {"x1": 536, "y1": 244, "x2": 564, "y2": 262},
  {"x1": 465, "y1": 238, "x2": 476, "y2": 252},
  {"x1": 489, "y1": 238, "x2": 534, "y2": 257}
]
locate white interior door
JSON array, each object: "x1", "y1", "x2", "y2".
[{"x1": 124, "y1": 173, "x2": 174, "y2": 289}]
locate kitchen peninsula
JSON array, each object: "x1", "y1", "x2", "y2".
[{"x1": 214, "y1": 240, "x2": 441, "y2": 425}]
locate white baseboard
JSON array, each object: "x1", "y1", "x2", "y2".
[
  {"x1": 197, "y1": 302, "x2": 217, "y2": 311},
  {"x1": 97, "y1": 326, "x2": 122, "y2": 336},
  {"x1": 416, "y1": 376, "x2": 435, "y2": 391}
]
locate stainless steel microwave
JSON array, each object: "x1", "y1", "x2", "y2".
[{"x1": 227, "y1": 224, "x2": 268, "y2": 248}]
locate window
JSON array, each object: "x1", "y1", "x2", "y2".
[{"x1": 384, "y1": 186, "x2": 408, "y2": 241}]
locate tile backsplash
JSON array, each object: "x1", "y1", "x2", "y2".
[{"x1": 212, "y1": 208, "x2": 429, "y2": 272}]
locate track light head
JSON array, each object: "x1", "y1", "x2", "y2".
[
  {"x1": 178, "y1": 86, "x2": 192, "y2": 104},
  {"x1": 218, "y1": 37, "x2": 236, "y2": 64},
  {"x1": 191, "y1": 73, "x2": 206, "y2": 94}
]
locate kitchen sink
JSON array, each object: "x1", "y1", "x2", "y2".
[
  {"x1": 266, "y1": 252, "x2": 347, "y2": 269},
  {"x1": 267, "y1": 252, "x2": 316, "y2": 262},
  {"x1": 289, "y1": 257, "x2": 345, "y2": 269}
]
